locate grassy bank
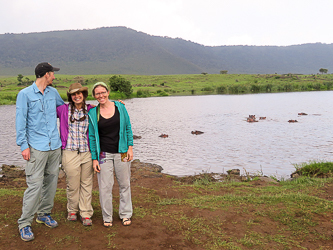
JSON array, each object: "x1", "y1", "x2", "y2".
[
  {"x1": 0, "y1": 161, "x2": 333, "y2": 249},
  {"x1": 1, "y1": 73, "x2": 333, "y2": 105}
]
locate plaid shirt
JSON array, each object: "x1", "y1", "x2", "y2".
[{"x1": 65, "y1": 104, "x2": 89, "y2": 152}]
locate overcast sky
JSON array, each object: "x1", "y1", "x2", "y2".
[{"x1": 1, "y1": 0, "x2": 332, "y2": 46}]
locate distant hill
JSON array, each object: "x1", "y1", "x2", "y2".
[{"x1": 0, "y1": 26, "x2": 332, "y2": 75}]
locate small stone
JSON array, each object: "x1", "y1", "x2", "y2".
[
  {"x1": 227, "y1": 169, "x2": 240, "y2": 175},
  {"x1": 291, "y1": 173, "x2": 299, "y2": 179},
  {"x1": 241, "y1": 176, "x2": 248, "y2": 181}
]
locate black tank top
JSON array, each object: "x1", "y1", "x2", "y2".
[{"x1": 98, "y1": 106, "x2": 120, "y2": 153}]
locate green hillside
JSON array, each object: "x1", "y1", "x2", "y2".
[{"x1": 0, "y1": 27, "x2": 332, "y2": 76}]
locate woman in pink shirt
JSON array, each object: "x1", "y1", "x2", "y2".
[{"x1": 57, "y1": 83, "x2": 94, "y2": 226}]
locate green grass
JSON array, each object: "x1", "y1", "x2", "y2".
[
  {"x1": 1, "y1": 73, "x2": 333, "y2": 104},
  {"x1": 293, "y1": 161, "x2": 333, "y2": 177}
]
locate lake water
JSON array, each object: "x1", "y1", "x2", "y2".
[{"x1": 2, "y1": 91, "x2": 333, "y2": 178}]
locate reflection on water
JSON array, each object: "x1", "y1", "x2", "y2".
[{"x1": 2, "y1": 91, "x2": 333, "y2": 178}]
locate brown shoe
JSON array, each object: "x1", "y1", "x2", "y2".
[
  {"x1": 80, "y1": 217, "x2": 92, "y2": 226},
  {"x1": 67, "y1": 213, "x2": 77, "y2": 221}
]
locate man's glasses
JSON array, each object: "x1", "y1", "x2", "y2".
[
  {"x1": 95, "y1": 91, "x2": 108, "y2": 97},
  {"x1": 70, "y1": 114, "x2": 86, "y2": 123}
]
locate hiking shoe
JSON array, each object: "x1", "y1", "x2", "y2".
[
  {"x1": 67, "y1": 212, "x2": 77, "y2": 221},
  {"x1": 36, "y1": 214, "x2": 58, "y2": 228},
  {"x1": 80, "y1": 217, "x2": 92, "y2": 226},
  {"x1": 19, "y1": 226, "x2": 34, "y2": 241}
]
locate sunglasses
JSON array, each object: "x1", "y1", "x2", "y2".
[
  {"x1": 70, "y1": 114, "x2": 86, "y2": 123},
  {"x1": 71, "y1": 91, "x2": 82, "y2": 96}
]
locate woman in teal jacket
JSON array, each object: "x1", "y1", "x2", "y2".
[{"x1": 88, "y1": 82, "x2": 133, "y2": 227}]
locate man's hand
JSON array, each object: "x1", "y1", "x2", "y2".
[{"x1": 22, "y1": 148, "x2": 30, "y2": 161}]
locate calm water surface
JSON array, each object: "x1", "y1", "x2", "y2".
[{"x1": 2, "y1": 91, "x2": 333, "y2": 178}]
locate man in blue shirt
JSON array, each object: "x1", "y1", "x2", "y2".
[{"x1": 16, "y1": 62, "x2": 65, "y2": 241}]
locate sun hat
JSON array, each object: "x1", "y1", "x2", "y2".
[
  {"x1": 67, "y1": 82, "x2": 88, "y2": 94},
  {"x1": 35, "y1": 62, "x2": 60, "y2": 78},
  {"x1": 93, "y1": 82, "x2": 109, "y2": 91},
  {"x1": 92, "y1": 82, "x2": 109, "y2": 95}
]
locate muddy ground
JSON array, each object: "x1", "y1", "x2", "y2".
[{"x1": 0, "y1": 161, "x2": 332, "y2": 250}]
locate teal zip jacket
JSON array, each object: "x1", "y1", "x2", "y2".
[{"x1": 88, "y1": 101, "x2": 133, "y2": 161}]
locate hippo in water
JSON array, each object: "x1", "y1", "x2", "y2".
[
  {"x1": 159, "y1": 134, "x2": 168, "y2": 138},
  {"x1": 191, "y1": 130, "x2": 204, "y2": 135}
]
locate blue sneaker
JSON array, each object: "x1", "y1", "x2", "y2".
[
  {"x1": 36, "y1": 214, "x2": 58, "y2": 228},
  {"x1": 19, "y1": 226, "x2": 34, "y2": 241}
]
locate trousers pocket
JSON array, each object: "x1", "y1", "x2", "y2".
[{"x1": 25, "y1": 158, "x2": 36, "y2": 176}]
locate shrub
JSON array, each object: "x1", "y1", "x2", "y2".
[
  {"x1": 313, "y1": 83, "x2": 321, "y2": 91},
  {"x1": 216, "y1": 86, "x2": 226, "y2": 94},
  {"x1": 109, "y1": 75, "x2": 133, "y2": 97},
  {"x1": 277, "y1": 84, "x2": 284, "y2": 92},
  {"x1": 136, "y1": 89, "x2": 151, "y2": 97},
  {"x1": 159, "y1": 91, "x2": 168, "y2": 96},
  {"x1": 0, "y1": 93, "x2": 17, "y2": 101},
  {"x1": 324, "y1": 81, "x2": 333, "y2": 90},
  {"x1": 201, "y1": 87, "x2": 214, "y2": 92},
  {"x1": 284, "y1": 83, "x2": 293, "y2": 92},
  {"x1": 250, "y1": 84, "x2": 260, "y2": 93},
  {"x1": 264, "y1": 84, "x2": 272, "y2": 92},
  {"x1": 307, "y1": 83, "x2": 313, "y2": 90},
  {"x1": 228, "y1": 84, "x2": 248, "y2": 94},
  {"x1": 293, "y1": 84, "x2": 299, "y2": 91},
  {"x1": 298, "y1": 84, "x2": 306, "y2": 91},
  {"x1": 136, "y1": 89, "x2": 143, "y2": 97}
]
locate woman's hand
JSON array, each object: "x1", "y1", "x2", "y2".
[
  {"x1": 93, "y1": 159, "x2": 101, "y2": 173},
  {"x1": 126, "y1": 146, "x2": 133, "y2": 161}
]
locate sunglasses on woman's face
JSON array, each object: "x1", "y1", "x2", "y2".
[
  {"x1": 71, "y1": 91, "x2": 82, "y2": 96},
  {"x1": 70, "y1": 114, "x2": 86, "y2": 123}
]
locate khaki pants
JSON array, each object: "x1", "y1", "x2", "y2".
[{"x1": 62, "y1": 150, "x2": 93, "y2": 218}]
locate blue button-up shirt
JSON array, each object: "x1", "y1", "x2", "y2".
[{"x1": 16, "y1": 82, "x2": 64, "y2": 152}]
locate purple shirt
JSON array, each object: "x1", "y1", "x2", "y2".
[{"x1": 57, "y1": 103, "x2": 94, "y2": 150}]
